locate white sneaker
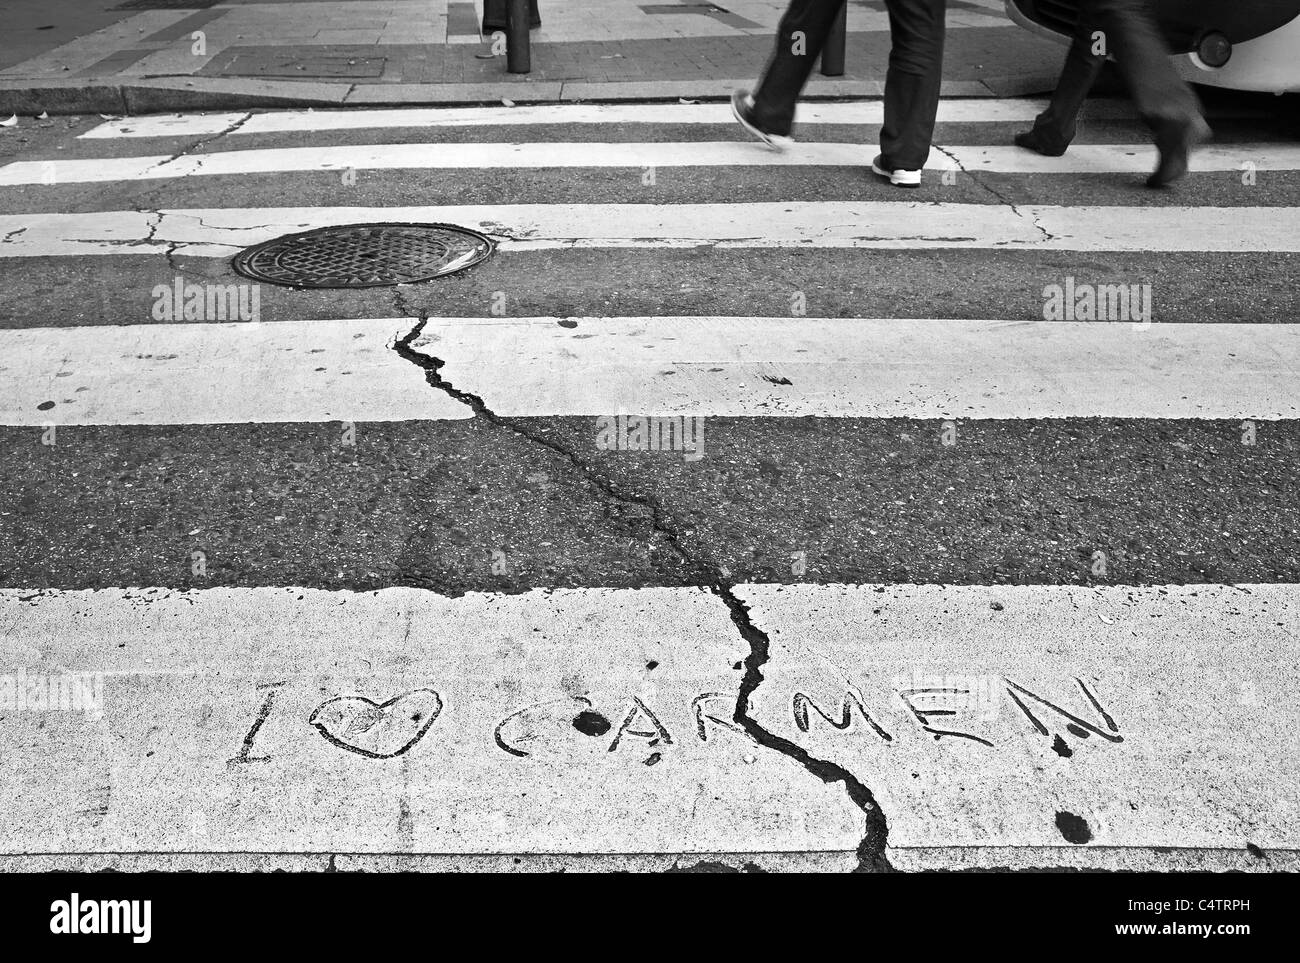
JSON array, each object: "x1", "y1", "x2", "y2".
[
  {"x1": 871, "y1": 154, "x2": 922, "y2": 188},
  {"x1": 731, "y1": 90, "x2": 794, "y2": 151}
]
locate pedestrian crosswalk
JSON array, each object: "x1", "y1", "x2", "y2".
[
  {"x1": 9, "y1": 140, "x2": 1300, "y2": 184},
  {"x1": 4, "y1": 203, "x2": 1297, "y2": 255},
  {"x1": 0, "y1": 97, "x2": 1296, "y2": 871}
]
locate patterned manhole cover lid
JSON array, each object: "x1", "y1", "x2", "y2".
[{"x1": 231, "y1": 223, "x2": 494, "y2": 289}]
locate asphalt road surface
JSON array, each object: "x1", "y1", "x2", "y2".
[{"x1": 0, "y1": 91, "x2": 1297, "y2": 872}]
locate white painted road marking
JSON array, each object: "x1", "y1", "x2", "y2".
[
  {"x1": 2, "y1": 583, "x2": 1294, "y2": 867},
  {"x1": 737, "y1": 581, "x2": 1300, "y2": 870},
  {"x1": 0, "y1": 319, "x2": 467, "y2": 426},
  {"x1": 0, "y1": 586, "x2": 862, "y2": 862},
  {"x1": 937, "y1": 142, "x2": 1300, "y2": 175},
  {"x1": 2, "y1": 203, "x2": 1297, "y2": 256},
  {"x1": 409, "y1": 316, "x2": 1300, "y2": 419},
  {"x1": 2, "y1": 317, "x2": 1297, "y2": 425},
  {"x1": 78, "y1": 99, "x2": 1142, "y2": 139},
  {"x1": 8, "y1": 141, "x2": 1298, "y2": 184}
]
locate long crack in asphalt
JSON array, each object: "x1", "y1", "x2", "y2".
[
  {"x1": 141, "y1": 111, "x2": 255, "y2": 178},
  {"x1": 135, "y1": 208, "x2": 181, "y2": 271},
  {"x1": 390, "y1": 298, "x2": 893, "y2": 872},
  {"x1": 933, "y1": 144, "x2": 1055, "y2": 244}
]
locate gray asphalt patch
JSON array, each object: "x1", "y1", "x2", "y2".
[
  {"x1": 0, "y1": 248, "x2": 1293, "y2": 329},
  {"x1": 1, "y1": 418, "x2": 1295, "y2": 591}
]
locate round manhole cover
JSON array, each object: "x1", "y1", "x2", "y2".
[{"x1": 231, "y1": 222, "x2": 494, "y2": 289}]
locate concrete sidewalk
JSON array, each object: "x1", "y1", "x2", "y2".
[{"x1": 0, "y1": 0, "x2": 1066, "y2": 114}]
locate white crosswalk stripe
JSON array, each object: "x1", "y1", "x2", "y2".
[
  {"x1": 3, "y1": 202, "x2": 1295, "y2": 256},
  {"x1": 2, "y1": 98, "x2": 1296, "y2": 870},
  {"x1": 3, "y1": 583, "x2": 1295, "y2": 866},
  {"x1": 78, "y1": 98, "x2": 1143, "y2": 139},
  {"x1": 4, "y1": 317, "x2": 1298, "y2": 424},
  {"x1": 6, "y1": 141, "x2": 1297, "y2": 184},
  {"x1": 0, "y1": 319, "x2": 466, "y2": 426}
]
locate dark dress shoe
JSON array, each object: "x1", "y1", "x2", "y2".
[
  {"x1": 1014, "y1": 127, "x2": 1070, "y2": 157},
  {"x1": 1147, "y1": 115, "x2": 1211, "y2": 188}
]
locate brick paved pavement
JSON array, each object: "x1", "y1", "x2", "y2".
[{"x1": 0, "y1": 0, "x2": 1065, "y2": 112}]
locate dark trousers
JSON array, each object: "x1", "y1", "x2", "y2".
[
  {"x1": 751, "y1": 0, "x2": 947, "y2": 170},
  {"x1": 482, "y1": 0, "x2": 540, "y2": 30},
  {"x1": 1032, "y1": 0, "x2": 1200, "y2": 145}
]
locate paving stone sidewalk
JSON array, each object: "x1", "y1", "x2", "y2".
[{"x1": 1, "y1": 0, "x2": 1066, "y2": 113}]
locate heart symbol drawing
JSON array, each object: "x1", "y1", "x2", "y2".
[{"x1": 308, "y1": 689, "x2": 443, "y2": 759}]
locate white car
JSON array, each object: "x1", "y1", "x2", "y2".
[{"x1": 1005, "y1": 0, "x2": 1300, "y2": 93}]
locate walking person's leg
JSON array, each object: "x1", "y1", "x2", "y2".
[
  {"x1": 1079, "y1": 0, "x2": 1208, "y2": 185},
  {"x1": 1016, "y1": 28, "x2": 1107, "y2": 156},
  {"x1": 732, "y1": 0, "x2": 847, "y2": 148},
  {"x1": 873, "y1": 0, "x2": 947, "y2": 186}
]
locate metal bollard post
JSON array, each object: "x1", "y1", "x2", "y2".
[
  {"x1": 506, "y1": 0, "x2": 531, "y2": 74},
  {"x1": 820, "y1": 2, "x2": 846, "y2": 76}
]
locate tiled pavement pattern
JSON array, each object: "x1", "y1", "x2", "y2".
[{"x1": 1, "y1": 0, "x2": 1055, "y2": 90}]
